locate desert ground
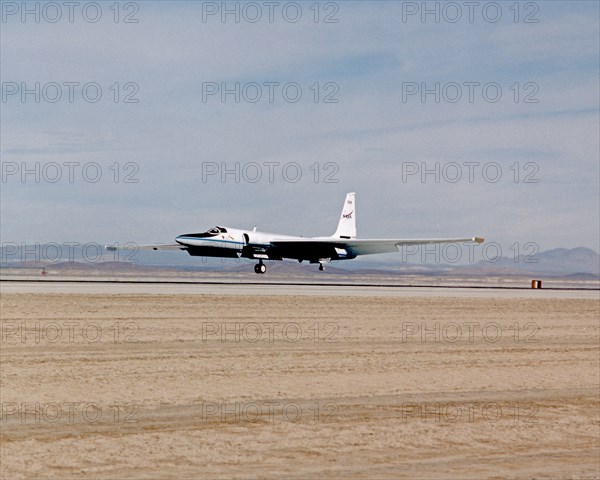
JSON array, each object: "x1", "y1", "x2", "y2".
[{"x1": 1, "y1": 282, "x2": 598, "y2": 479}]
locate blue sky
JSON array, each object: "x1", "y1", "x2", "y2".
[{"x1": 1, "y1": 1, "x2": 599, "y2": 253}]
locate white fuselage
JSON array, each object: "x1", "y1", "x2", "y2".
[{"x1": 175, "y1": 227, "x2": 305, "y2": 258}]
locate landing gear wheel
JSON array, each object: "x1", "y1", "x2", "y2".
[
  {"x1": 254, "y1": 262, "x2": 267, "y2": 274},
  {"x1": 319, "y1": 263, "x2": 324, "y2": 271}
]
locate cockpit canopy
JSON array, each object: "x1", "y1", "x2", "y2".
[
  {"x1": 179, "y1": 226, "x2": 228, "y2": 240},
  {"x1": 207, "y1": 226, "x2": 227, "y2": 234}
]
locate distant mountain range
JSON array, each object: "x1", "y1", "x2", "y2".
[
  {"x1": 340, "y1": 247, "x2": 600, "y2": 279},
  {"x1": 1, "y1": 245, "x2": 598, "y2": 279},
  {"x1": 467, "y1": 247, "x2": 600, "y2": 277}
]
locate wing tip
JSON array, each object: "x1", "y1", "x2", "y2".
[{"x1": 473, "y1": 237, "x2": 485, "y2": 244}]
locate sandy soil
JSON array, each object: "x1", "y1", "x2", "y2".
[{"x1": 1, "y1": 292, "x2": 598, "y2": 479}]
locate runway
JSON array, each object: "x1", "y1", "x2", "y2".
[{"x1": 1, "y1": 279, "x2": 597, "y2": 298}]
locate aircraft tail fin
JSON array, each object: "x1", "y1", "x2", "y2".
[{"x1": 332, "y1": 192, "x2": 356, "y2": 238}]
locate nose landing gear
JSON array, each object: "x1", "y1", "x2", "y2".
[
  {"x1": 254, "y1": 261, "x2": 266, "y2": 274},
  {"x1": 319, "y1": 263, "x2": 324, "y2": 271}
]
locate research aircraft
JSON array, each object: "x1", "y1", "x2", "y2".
[{"x1": 106, "y1": 193, "x2": 484, "y2": 274}]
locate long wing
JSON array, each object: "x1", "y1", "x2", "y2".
[
  {"x1": 345, "y1": 237, "x2": 484, "y2": 255},
  {"x1": 269, "y1": 237, "x2": 484, "y2": 259},
  {"x1": 105, "y1": 244, "x2": 186, "y2": 252}
]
